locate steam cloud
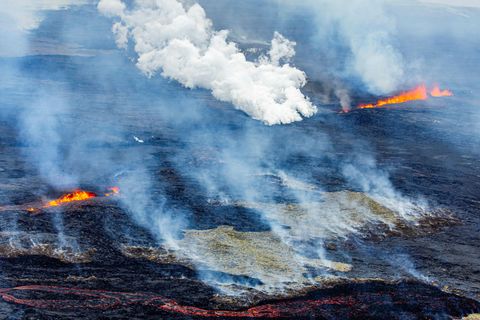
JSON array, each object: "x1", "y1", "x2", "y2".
[{"x1": 98, "y1": 0, "x2": 317, "y2": 125}]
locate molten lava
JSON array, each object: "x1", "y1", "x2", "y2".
[
  {"x1": 45, "y1": 190, "x2": 97, "y2": 208},
  {"x1": 358, "y1": 84, "x2": 453, "y2": 110},
  {"x1": 42, "y1": 187, "x2": 120, "y2": 209},
  {"x1": 430, "y1": 85, "x2": 453, "y2": 97},
  {"x1": 0, "y1": 283, "x2": 478, "y2": 318},
  {"x1": 0, "y1": 187, "x2": 120, "y2": 214},
  {"x1": 359, "y1": 85, "x2": 428, "y2": 109}
]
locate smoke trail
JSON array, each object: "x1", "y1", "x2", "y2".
[
  {"x1": 338, "y1": 0, "x2": 405, "y2": 94},
  {"x1": 288, "y1": 0, "x2": 405, "y2": 95},
  {"x1": 0, "y1": 0, "x2": 88, "y2": 57},
  {"x1": 341, "y1": 154, "x2": 425, "y2": 220},
  {"x1": 117, "y1": 168, "x2": 187, "y2": 248},
  {"x1": 97, "y1": 0, "x2": 317, "y2": 125},
  {"x1": 1, "y1": 1, "x2": 92, "y2": 188},
  {"x1": 19, "y1": 91, "x2": 79, "y2": 189}
]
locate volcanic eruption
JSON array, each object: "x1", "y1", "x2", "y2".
[
  {"x1": 4, "y1": 187, "x2": 122, "y2": 214},
  {"x1": 45, "y1": 190, "x2": 97, "y2": 208},
  {"x1": 0, "y1": 0, "x2": 479, "y2": 319},
  {"x1": 357, "y1": 85, "x2": 453, "y2": 110}
]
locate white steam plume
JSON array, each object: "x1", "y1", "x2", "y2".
[{"x1": 97, "y1": 0, "x2": 317, "y2": 125}]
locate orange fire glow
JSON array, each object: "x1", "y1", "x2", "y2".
[
  {"x1": 359, "y1": 85, "x2": 428, "y2": 109},
  {"x1": 357, "y1": 84, "x2": 453, "y2": 110},
  {"x1": 45, "y1": 190, "x2": 97, "y2": 208},
  {"x1": 430, "y1": 85, "x2": 453, "y2": 97},
  {"x1": 2, "y1": 187, "x2": 121, "y2": 213}
]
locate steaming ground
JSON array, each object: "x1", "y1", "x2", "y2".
[{"x1": 0, "y1": 0, "x2": 480, "y2": 318}]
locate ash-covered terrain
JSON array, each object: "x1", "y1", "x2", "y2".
[{"x1": 0, "y1": 0, "x2": 480, "y2": 319}]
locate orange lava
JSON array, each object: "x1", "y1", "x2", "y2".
[
  {"x1": 357, "y1": 84, "x2": 453, "y2": 110},
  {"x1": 45, "y1": 190, "x2": 97, "y2": 208},
  {"x1": 359, "y1": 85, "x2": 428, "y2": 109},
  {"x1": 0, "y1": 187, "x2": 120, "y2": 213},
  {"x1": 430, "y1": 85, "x2": 453, "y2": 97}
]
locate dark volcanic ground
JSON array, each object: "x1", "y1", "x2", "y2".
[{"x1": 0, "y1": 59, "x2": 480, "y2": 318}]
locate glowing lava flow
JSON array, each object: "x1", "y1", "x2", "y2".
[
  {"x1": 0, "y1": 284, "x2": 477, "y2": 318},
  {"x1": 45, "y1": 190, "x2": 97, "y2": 208},
  {"x1": 20, "y1": 187, "x2": 120, "y2": 213},
  {"x1": 0, "y1": 285, "x2": 368, "y2": 317},
  {"x1": 0, "y1": 285, "x2": 353, "y2": 317},
  {"x1": 358, "y1": 85, "x2": 453, "y2": 110}
]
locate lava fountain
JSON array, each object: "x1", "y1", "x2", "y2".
[{"x1": 357, "y1": 85, "x2": 453, "y2": 110}]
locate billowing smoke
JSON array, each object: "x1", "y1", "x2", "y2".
[{"x1": 97, "y1": 0, "x2": 317, "y2": 125}]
